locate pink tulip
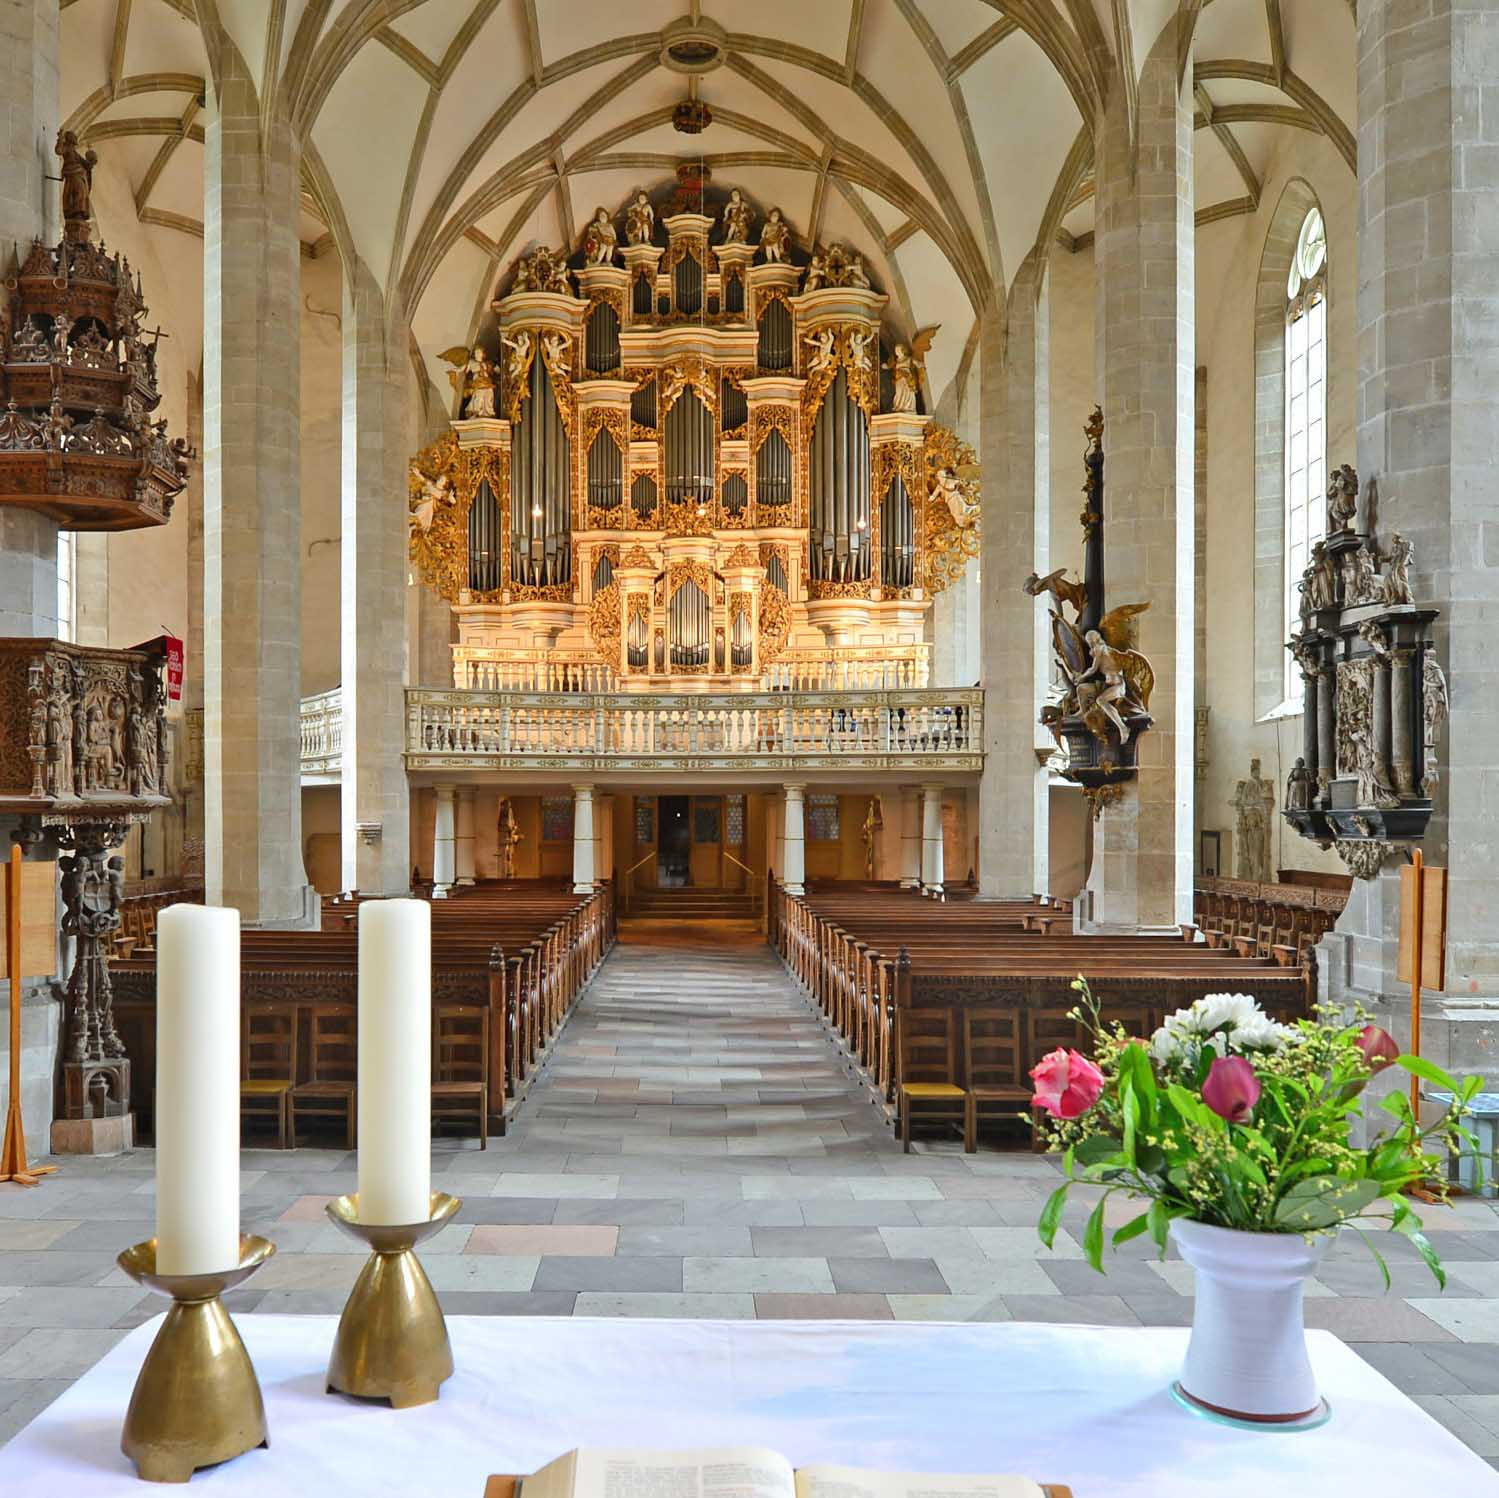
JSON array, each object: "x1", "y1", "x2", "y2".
[
  {"x1": 1030, "y1": 1048, "x2": 1106, "y2": 1120},
  {"x1": 1201, "y1": 1055, "x2": 1260, "y2": 1123},
  {"x1": 1357, "y1": 1024, "x2": 1400, "y2": 1071}
]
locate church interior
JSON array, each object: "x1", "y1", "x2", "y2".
[{"x1": 2, "y1": 0, "x2": 1498, "y2": 1490}]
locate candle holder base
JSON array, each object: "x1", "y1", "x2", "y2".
[
  {"x1": 116, "y1": 1236, "x2": 275, "y2": 1483},
  {"x1": 324, "y1": 1192, "x2": 460, "y2": 1408}
]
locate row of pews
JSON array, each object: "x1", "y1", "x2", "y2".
[
  {"x1": 768, "y1": 880, "x2": 1315, "y2": 1150},
  {"x1": 1194, "y1": 873, "x2": 1350, "y2": 958},
  {"x1": 111, "y1": 878, "x2": 615, "y2": 1141}
]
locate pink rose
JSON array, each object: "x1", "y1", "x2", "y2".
[
  {"x1": 1356, "y1": 1024, "x2": 1400, "y2": 1071},
  {"x1": 1201, "y1": 1055, "x2": 1260, "y2": 1123},
  {"x1": 1030, "y1": 1048, "x2": 1105, "y2": 1120}
]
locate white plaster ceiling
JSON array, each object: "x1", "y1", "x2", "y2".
[{"x1": 57, "y1": 0, "x2": 1357, "y2": 409}]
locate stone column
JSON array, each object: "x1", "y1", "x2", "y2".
[
  {"x1": 1325, "y1": 2, "x2": 1499, "y2": 1055},
  {"x1": 898, "y1": 786, "x2": 922, "y2": 889},
  {"x1": 921, "y1": 784, "x2": 946, "y2": 897},
  {"x1": 454, "y1": 788, "x2": 476, "y2": 886},
  {"x1": 781, "y1": 784, "x2": 806, "y2": 896},
  {"x1": 202, "y1": 44, "x2": 312, "y2": 925},
  {"x1": 572, "y1": 784, "x2": 597, "y2": 893},
  {"x1": 431, "y1": 785, "x2": 456, "y2": 897},
  {"x1": 340, "y1": 258, "x2": 411, "y2": 895},
  {"x1": 979, "y1": 265, "x2": 1050, "y2": 899},
  {"x1": 1086, "y1": 19, "x2": 1195, "y2": 929},
  {"x1": 0, "y1": 0, "x2": 59, "y2": 637}
]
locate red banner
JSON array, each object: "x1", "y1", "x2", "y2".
[{"x1": 164, "y1": 634, "x2": 184, "y2": 701}]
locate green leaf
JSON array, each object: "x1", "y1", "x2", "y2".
[
  {"x1": 1112, "y1": 1212, "x2": 1152, "y2": 1247},
  {"x1": 1350, "y1": 1225, "x2": 1391, "y2": 1293},
  {"x1": 1038, "y1": 1182, "x2": 1069, "y2": 1249},
  {"x1": 1075, "y1": 1134, "x2": 1123, "y2": 1168},
  {"x1": 1392, "y1": 1199, "x2": 1446, "y2": 1291},
  {"x1": 1398, "y1": 1054, "x2": 1462, "y2": 1094},
  {"x1": 1135, "y1": 1144, "x2": 1166, "y2": 1177},
  {"x1": 1083, "y1": 1195, "x2": 1107, "y2": 1274},
  {"x1": 1147, "y1": 1199, "x2": 1171, "y2": 1257},
  {"x1": 1121, "y1": 1086, "x2": 1139, "y2": 1168},
  {"x1": 1273, "y1": 1176, "x2": 1382, "y2": 1231}
]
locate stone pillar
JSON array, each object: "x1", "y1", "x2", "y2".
[
  {"x1": 1324, "y1": 2, "x2": 1499, "y2": 1061},
  {"x1": 454, "y1": 788, "x2": 476, "y2": 886},
  {"x1": 1086, "y1": 20, "x2": 1195, "y2": 929},
  {"x1": 202, "y1": 43, "x2": 312, "y2": 925},
  {"x1": 782, "y1": 784, "x2": 806, "y2": 896},
  {"x1": 431, "y1": 785, "x2": 456, "y2": 897},
  {"x1": 340, "y1": 258, "x2": 412, "y2": 895},
  {"x1": 572, "y1": 785, "x2": 597, "y2": 893},
  {"x1": 921, "y1": 784, "x2": 946, "y2": 897},
  {"x1": 898, "y1": 787, "x2": 922, "y2": 889},
  {"x1": 0, "y1": 0, "x2": 59, "y2": 636},
  {"x1": 979, "y1": 265, "x2": 1050, "y2": 899}
]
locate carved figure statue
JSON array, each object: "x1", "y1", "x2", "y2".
[
  {"x1": 86, "y1": 704, "x2": 115, "y2": 789},
  {"x1": 1286, "y1": 756, "x2": 1314, "y2": 813},
  {"x1": 805, "y1": 328, "x2": 836, "y2": 375},
  {"x1": 803, "y1": 251, "x2": 827, "y2": 291},
  {"x1": 1327, "y1": 463, "x2": 1359, "y2": 532},
  {"x1": 129, "y1": 695, "x2": 158, "y2": 796},
  {"x1": 497, "y1": 798, "x2": 523, "y2": 879},
  {"x1": 501, "y1": 330, "x2": 532, "y2": 392},
  {"x1": 1076, "y1": 630, "x2": 1134, "y2": 746},
  {"x1": 1306, "y1": 540, "x2": 1337, "y2": 612},
  {"x1": 759, "y1": 207, "x2": 788, "y2": 263},
  {"x1": 846, "y1": 328, "x2": 875, "y2": 373},
  {"x1": 1381, "y1": 532, "x2": 1414, "y2": 605},
  {"x1": 719, "y1": 188, "x2": 752, "y2": 245},
  {"x1": 583, "y1": 207, "x2": 617, "y2": 266},
  {"x1": 46, "y1": 693, "x2": 72, "y2": 795},
  {"x1": 861, "y1": 796, "x2": 883, "y2": 880},
  {"x1": 1342, "y1": 542, "x2": 1379, "y2": 606},
  {"x1": 1232, "y1": 758, "x2": 1276, "y2": 883},
  {"x1": 412, "y1": 472, "x2": 452, "y2": 534},
  {"x1": 55, "y1": 130, "x2": 98, "y2": 230},
  {"x1": 464, "y1": 347, "x2": 496, "y2": 417},
  {"x1": 886, "y1": 344, "x2": 920, "y2": 412},
  {"x1": 1025, "y1": 568, "x2": 1088, "y2": 616},
  {"x1": 625, "y1": 191, "x2": 655, "y2": 246},
  {"x1": 1422, "y1": 653, "x2": 1448, "y2": 795},
  {"x1": 541, "y1": 331, "x2": 571, "y2": 374},
  {"x1": 933, "y1": 467, "x2": 978, "y2": 530}
]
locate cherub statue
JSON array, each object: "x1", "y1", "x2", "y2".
[
  {"x1": 933, "y1": 467, "x2": 978, "y2": 529},
  {"x1": 411, "y1": 471, "x2": 452, "y2": 534},
  {"x1": 583, "y1": 207, "x2": 617, "y2": 266},
  {"x1": 501, "y1": 330, "x2": 532, "y2": 391},
  {"x1": 759, "y1": 207, "x2": 789, "y2": 263},
  {"x1": 846, "y1": 328, "x2": 876, "y2": 373},
  {"x1": 1327, "y1": 463, "x2": 1359, "y2": 532},
  {"x1": 541, "y1": 331, "x2": 571, "y2": 374},
  {"x1": 625, "y1": 191, "x2": 655, "y2": 246},
  {"x1": 805, "y1": 328, "x2": 836, "y2": 376},
  {"x1": 845, "y1": 251, "x2": 870, "y2": 289},
  {"x1": 720, "y1": 188, "x2": 752, "y2": 245},
  {"x1": 803, "y1": 251, "x2": 827, "y2": 291}
]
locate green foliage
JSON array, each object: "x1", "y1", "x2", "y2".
[{"x1": 1033, "y1": 982, "x2": 1482, "y2": 1290}]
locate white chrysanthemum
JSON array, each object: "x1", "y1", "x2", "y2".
[{"x1": 1147, "y1": 993, "x2": 1292, "y2": 1067}]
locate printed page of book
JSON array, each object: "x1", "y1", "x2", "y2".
[
  {"x1": 525, "y1": 1447, "x2": 800, "y2": 1498},
  {"x1": 794, "y1": 1465, "x2": 1043, "y2": 1498}
]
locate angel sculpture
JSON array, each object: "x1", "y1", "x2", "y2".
[
  {"x1": 1327, "y1": 463, "x2": 1359, "y2": 532},
  {"x1": 1047, "y1": 600, "x2": 1154, "y2": 749},
  {"x1": 1422, "y1": 653, "x2": 1449, "y2": 795},
  {"x1": 720, "y1": 189, "x2": 752, "y2": 245},
  {"x1": 501, "y1": 330, "x2": 532, "y2": 392},
  {"x1": 759, "y1": 207, "x2": 789, "y2": 263},
  {"x1": 845, "y1": 252, "x2": 871, "y2": 290},
  {"x1": 625, "y1": 191, "x2": 655, "y2": 246},
  {"x1": 933, "y1": 467, "x2": 979, "y2": 530},
  {"x1": 541, "y1": 331, "x2": 571, "y2": 374},
  {"x1": 1023, "y1": 568, "x2": 1088, "y2": 616},
  {"x1": 438, "y1": 345, "x2": 496, "y2": 417},
  {"x1": 885, "y1": 327, "x2": 937, "y2": 413},
  {"x1": 803, "y1": 251, "x2": 827, "y2": 291},
  {"x1": 583, "y1": 207, "x2": 617, "y2": 266},
  {"x1": 411, "y1": 472, "x2": 452, "y2": 534},
  {"x1": 805, "y1": 328, "x2": 836, "y2": 375},
  {"x1": 846, "y1": 328, "x2": 876, "y2": 373},
  {"x1": 1075, "y1": 631, "x2": 1135, "y2": 746}
]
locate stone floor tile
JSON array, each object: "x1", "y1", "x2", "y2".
[
  {"x1": 751, "y1": 1227, "x2": 889, "y2": 1259},
  {"x1": 1423, "y1": 1342, "x2": 1499, "y2": 1392},
  {"x1": 616, "y1": 1227, "x2": 754, "y2": 1257},
  {"x1": 877, "y1": 1226, "x2": 984, "y2": 1259},
  {"x1": 683, "y1": 1256, "x2": 834, "y2": 1293},
  {"x1": 572, "y1": 1292, "x2": 756, "y2": 1319},
  {"x1": 0, "y1": 1380, "x2": 71, "y2": 1445},
  {"x1": 681, "y1": 1200, "x2": 804, "y2": 1227},
  {"x1": 970, "y1": 1225, "x2": 1084, "y2": 1261},
  {"x1": 455, "y1": 1198, "x2": 559, "y2": 1225},
  {"x1": 887, "y1": 1294, "x2": 1011, "y2": 1322},
  {"x1": 1414, "y1": 1396, "x2": 1499, "y2": 1457},
  {"x1": 1001, "y1": 1295, "x2": 1142, "y2": 1326},
  {"x1": 848, "y1": 1178, "x2": 942, "y2": 1201},
  {"x1": 928, "y1": 1258, "x2": 1060, "y2": 1296},
  {"x1": 0, "y1": 1220, "x2": 80, "y2": 1250},
  {"x1": 532, "y1": 1255, "x2": 682, "y2": 1293},
  {"x1": 1308, "y1": 1297, "x2": 1457, "y2": 1342},
  {"x1": 435, "y1": 1292, "x2": 579, "y2": 1317},
  {"x1": 1349, "y1": 1341, "x2": 1474, "y2": 1395},
  {"x1": 415, "y1": 1255, "x2": 543, "y2": 1293},
  {"x1": 1043, "y1": 1259, "x2": 1183, "y2": 1297},
  {"x1": 0, "y1": 1327, "x2": 129, "y2": 1380},
  {"x1": 0, "y1": 1287, "x2": 148, "y2": 1329},
  {"x1": 467, "y1": 1225, "x2": 618, "y2": 1257},
  {"x1": 491, "y1": 1174, "x2": 619, "y2": 1198},
  {"x1": 754, "y1": 1293, "x2": 893, "y2": 1320},
  {"x1": 552, "y1": 1199, "x2": 686, "y2": 1227},
  {"x1": 827, "y1": 1257, "x2": 948, "y2": 1294}
]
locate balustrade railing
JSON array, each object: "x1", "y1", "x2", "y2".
[
  {"x1": 300, "y1": 688, "x2": 342, "y2": 773},
  {"x1": 406, "y1": 687, "x2": 982, "y2": 766},
  {"x1": 452, "y1": 652, "x2": 618, "y2": 693},
  {"x1": 761, "y1": 645, "x2": 930, "y2": 691}
]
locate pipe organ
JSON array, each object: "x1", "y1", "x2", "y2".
[{"x1": 407, "y1": 174, "x2": 981, "y2": 692}]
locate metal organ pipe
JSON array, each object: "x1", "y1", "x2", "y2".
[
  {"x1": 511, "y1": 348, "x2": 572, "y2": 587},
  {"x1": 810, "y1": 368, "x2": 871, "y2": 582},
  {"x1": 881, "y1": 475, "x2": 913, "y2": 588}
]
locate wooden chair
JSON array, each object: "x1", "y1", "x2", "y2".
[
  {"x1": 433, "y1": 1003, "x2": 489, "y2": 1149},
  {"x1": 241, "y1": 1004, "x2": 298, "y2": 1149},
  {"x1": 963, "y1": 1006, "x2": 1032, "y2": 1153},
  {"x1": 894, "y1": 1004, "x2": 967, "y2": 1153},
  {"x1": 290, "y1": 1003, "x2": 357, "y2": 1148}
]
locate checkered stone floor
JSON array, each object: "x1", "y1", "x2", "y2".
[{"x1": 3, "y1": 920, "x2": 1499, "y2": 1465}]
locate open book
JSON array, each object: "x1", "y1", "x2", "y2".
[{"x1": 495, "y1": 1446, "x2": 1055, "y2": 1498}]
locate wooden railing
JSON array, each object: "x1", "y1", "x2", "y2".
[
  {"x1": 1193, "y1": 875, "x2": 1349, "y2": 958},
  {"x1": 405, "y1": 687, "x2": 983, "y2": 771}
]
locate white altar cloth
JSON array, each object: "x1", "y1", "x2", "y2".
[{"x1": 0, "y1": 1315, "x2": 1488, "y2": 1496}]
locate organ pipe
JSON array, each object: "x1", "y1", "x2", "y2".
[
  {"x1": 757, "y1": 299, "x2": 792, "y2": 370},
  {"x1": 665, "y1": 389, "x2": 714, "y2": 507},
  {"x1": 510, "y1": 349, "x2": 572, "y2": 587},
  {"x1": 670, "y1": 580, "x2": 711, "y2": 667},
  {"x1": 809, "y1": 368, "x2": 870, "y2": 581},
  {"x1": 587, "y1": 429, "x2": 623, "y2": 511},
  {"x1": 674, "y1": 253, "x2": 703, "y2": 316},
  {"x1": 880, "y1": 474, "x2": 914, "y2": 588},
  {"x1": 586, "y1": 301, "x2": 621, "y2": 373},
  {"x1": 467, "y1": 479, "x2": 503, "y2": 592},
  {"x1": 631, "y1": 472, "x2": 658, "y2": 520},
  {"x1": 756, "y1": 430, "x2": 791, "y2": 508}
]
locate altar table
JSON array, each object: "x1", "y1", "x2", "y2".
[{"x1": 0, "y1": 1316, "x2": 1490, "y2": 1495}]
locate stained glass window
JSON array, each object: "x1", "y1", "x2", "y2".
[
  {"x1": 541, "y1": 796, "x2": 574, "y2": 843},
  {"x1": 807, "y1": 794, "x2": 840, "y2": 842},
  {"x1": 726, "y1": 795, "x2": 744, "y2": 846}
]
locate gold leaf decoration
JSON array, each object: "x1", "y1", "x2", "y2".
[
  {"x1": 588, "y1": 579, "x2": 622, "y2": 656},
  {"x1": 407, "y1": 431, "x2": 510, "y2": 604},
  {"x1": 920, "y1": 421, "x2": 981, "y2": 597}
]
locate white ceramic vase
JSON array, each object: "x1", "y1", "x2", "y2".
[{"x1": 1170, "y1": 1218, "x2": 1332, "y2": 1423}]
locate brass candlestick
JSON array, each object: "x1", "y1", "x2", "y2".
[
  {"x1": 324, "y1": 1191, "x2": 460, "y2": 1408},
  {"x1": 116, "y1": 1235, "x2": 275, "y2": 1484}
]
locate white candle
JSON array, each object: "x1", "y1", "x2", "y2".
[
  {"x1": 155, "y1": 904, "x2": 241, "y2": 1275},
  {"x1": 357, "y1": 899, "x2": 431, "y2": 1224}
]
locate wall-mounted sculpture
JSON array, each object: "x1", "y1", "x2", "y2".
[
  {"x1": 1028, "y1": 408, "x2": 1154, "y2": 803},
  {"x1": 1282, "y1": 464, "x2": 1444, "y2": 878}
]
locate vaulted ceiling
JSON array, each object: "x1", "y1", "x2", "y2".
[{"x1": 59, "y1": 0, "x2": 1355, "y2": 411}]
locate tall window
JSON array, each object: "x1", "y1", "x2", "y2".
[
  {"x1": 1284, "y1": 207, "x2": 1327, "y2": 700},
  {"x1": 56, "y1": 530, "x2": 75, "y2": 641}
]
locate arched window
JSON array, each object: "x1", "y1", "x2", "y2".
[{"x1": 1284, "y1": 207, "x2": 1327, "y2": 700}]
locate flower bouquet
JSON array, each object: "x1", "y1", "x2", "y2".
[{"x1": 1031, "y1": 984, "x2": 1481, "y2": 1424}]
